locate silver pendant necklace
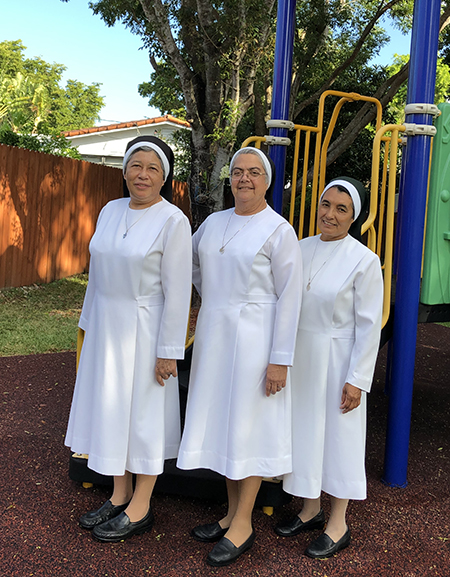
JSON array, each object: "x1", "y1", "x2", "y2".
[
  {"x1": 219, "y1": 211, "x2": 256, "y2": 253},
  {"x1": 123, "y1": 205, "x2": 151, "y2": 239},
  {"x1": 306, "y1": 237, "x2": 346, "y2": 291}
]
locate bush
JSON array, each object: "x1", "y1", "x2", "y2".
[{"x1": 0, "y1": 127, "x2": 81, "y2": 158}]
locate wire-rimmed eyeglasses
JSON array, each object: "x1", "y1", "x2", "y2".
[{"x1": 230, "y1": 168, "x2": 266, "y2": 180}]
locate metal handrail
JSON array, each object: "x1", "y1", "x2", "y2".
[{"x1": 370, "y1": 124, "x2": 405, "y2": 327}]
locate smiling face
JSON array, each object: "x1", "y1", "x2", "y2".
[
  {"x1": 230, "y1": 153, "x2": 268, "y2": 215},
  {"x1": 317, "y1": 186, "x2": 354, "y2": 241},
  {"x1": 124, "y1": 150, "x2": 165, "y2": 209}
]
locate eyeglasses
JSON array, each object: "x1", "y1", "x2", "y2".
[{"x1": 230, "y1": 168, "x2": 266, "y2": 180}]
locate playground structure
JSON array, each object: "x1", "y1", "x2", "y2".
[
  {"x1": 70, "y1": 0, "x2": 448, "y2": 497},
  {"x1": 266, "y1": 0, "x2": 444, "y2": 489},
  {"x1": 245, "y1": 94, "x2": 449, "y2": 328}
]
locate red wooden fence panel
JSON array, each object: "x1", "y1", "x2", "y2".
[{"x1": 0, "y1": 145, "x2": 190, "y2": 289}]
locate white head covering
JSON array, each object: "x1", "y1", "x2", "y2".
[
  {"x1": 123, "y1": 141, "x2": 170, "y2": 180},
  {"x1": 229, "y1": 147, "x2": 272, "y2": 186},
  {"x1": 320, "y1": 178, "x2": 361, "y2": 219}
]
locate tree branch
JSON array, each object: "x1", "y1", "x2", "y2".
[
  {"x1": 293, "y1": 0, "x2": 405, "y2": 118},
  {"x1": 139, "y1": 0, "x2": 202, "y2": 128},
  {"x1": 323, "y1": 6, "x2": 450, "y2": 168},
  {"x1": 323, "y1": 64, "x2": 409, "y2": 168},
  {"x1": 440, "y1": 2, "x2": 450, "y2": 30}
]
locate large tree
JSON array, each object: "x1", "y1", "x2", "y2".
[
  {"x1": 82, "y1": 1, "x2": 450, "y2": 227},
  {"x1": 85, "y1": 0, "x2": 277, "y2": 224}
]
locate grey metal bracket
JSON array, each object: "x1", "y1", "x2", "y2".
[
  {"x1": 266, "y1": 119, "x2": 295, "y2": 130},
  {"x1": 404, "y1": 103, "x2": 441, "y2": 118},
  {"x1": 264, "y1": 135, "x2": 292, "y2": 146},
  {"x1": 403, "y1": 123, "x2": 437, "y2": 137}
]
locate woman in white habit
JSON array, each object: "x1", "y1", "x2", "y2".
[
  {"x1": 65, "y1": 136, "x2": 192, "y2": 542},
  {"x1": 177, "y1": 147, "x2": 302, "y2": 567},
  {"x1": 276, "y1": 177, "x2": 383, "y2": 559}
]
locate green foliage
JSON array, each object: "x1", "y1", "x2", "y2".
[
  {"x1": 138, "y1": 60, "x2": 185, "y2": 115},
  {"x1": 44, "y1": 79, "x2": 104, "y2": 132},
  {"x1": 0, "y1": 40, "x2": 27, "y2": 76},
  {"x1": 388, "y1": 0, "x2": 414, "y2": 33},
  {"x1": 0, "y1": 39, "x2": 104, "y2": 135},
  {"x1": 0, "y1": 127, "x2": 81, "y2": 158},
  {"x1": 205, "y1": 101, "x2": 243, "y2": 148},
  {"x1": 386, "y1": 54, "x2": 450, "y2": 121},
  {"x1": 171, "y1": 128, "x2": 191, "y2": 182},
  {"x1": 325, "y1": 127, "x2": 377, "y2": 184},
  {"x1": 441, "y1": 24, "x2": 450, "y2": 67},
  {"x1": 0, "y1": 39, "x2": 103, "y2": 157},
  {"x1": 0, "y1": 71, "x2": 49, "y2": 133},
  {"x1": 0, "y1": 275, "x2": 87, "y2": 356}
]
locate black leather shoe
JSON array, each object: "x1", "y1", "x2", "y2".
[
  {"x1": 92, "y1": 508, "x2": 155, "y2": 543},
  {"x1": 79, "y1": 500, "x2": 129, "y2": 530},
  {"x1": 274, "y1": 509, "x2": 325, "y2": 537},
  {"x1": 191, "y1": 522, "x2": 228, "y2": 542},
  {"x1": 206, "y1": 531, "x2": 255, "y2": 567},
  {"x1": 305, "y1": 528, "x2": 351, "y2": 559}
]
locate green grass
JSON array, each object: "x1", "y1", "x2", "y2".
[
  {"x1": 0, "y1": 274, "x2": 87, "y2": 357},
  {"x1": 3, "y1": 274, "x2": 448, "y2": 358}
]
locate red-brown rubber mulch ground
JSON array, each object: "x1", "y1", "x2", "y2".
[{"x1": 1, "y1": 323, "x2": 449, "y2": 577}]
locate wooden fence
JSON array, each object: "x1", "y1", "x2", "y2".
[{"x1": 0, "y1": 144, "x2": 190, "y2": 289}]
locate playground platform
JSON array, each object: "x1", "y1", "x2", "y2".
[{"x1": 1, "y1": 323, "x2": 449, "y2": 576}]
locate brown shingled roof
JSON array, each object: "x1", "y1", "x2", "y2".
[{"x1": 64, "y1": 114, "x2": 191, "y2": 137}]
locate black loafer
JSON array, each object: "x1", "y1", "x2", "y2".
[
  {"x1": 79, "y1": 500, "x2": 129, "y2": 530},
  {"x1": 305, "y1": 528, "x2": 351, "y2": 559},
  {"x1": 191, "y1": 522, "x2": 228, "y2": 542},
  {"x1": 274, "y1": 509, "x2": 325, "y2": 537},
  {"x1": 92, "y1": 508, "x2": 155, "y2": 543},
  {"x1": 206, "y1": 531, "x2": 255, "y2": 567}
]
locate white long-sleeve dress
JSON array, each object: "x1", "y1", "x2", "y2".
[
  {"x1": 283, "y1": 234, "x2": 383, "y2": 500},
  {"x1": 177, "y1": 206, "x2": 302, "y2": 480},
  {"x1": 65, "y1": 197, "x2": 192, "y2": 477}
]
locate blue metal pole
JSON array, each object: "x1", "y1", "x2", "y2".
[
  {"x1": 382, "y1": 0, "x2": 441, "y2": 486},
  {"x1": 269, "y1": 0, "x2": 296, "y2": 214}
]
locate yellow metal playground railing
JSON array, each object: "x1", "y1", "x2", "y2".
[{"x1": 243, "y1": 90, "x2": 408, "y2": 328}]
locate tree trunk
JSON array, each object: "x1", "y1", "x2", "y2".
[
  {"x1": 189, "y1": 126, "x2": 213, "y2": 231},
  {"x1": 209, "y1": 145, "x2": 231, "y2": 210}
]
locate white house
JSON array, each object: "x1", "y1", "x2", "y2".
[{"x1": 64, "y1": 115, "x2": 191, "y2": 168}]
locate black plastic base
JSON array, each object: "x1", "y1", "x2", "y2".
[{"x1": 69, "y1": 454, "x2": 291, "y2": 508}]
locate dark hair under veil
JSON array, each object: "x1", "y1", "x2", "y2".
[{"x1": 123, "y1": 135, "x2": 175, "y2": 203}]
